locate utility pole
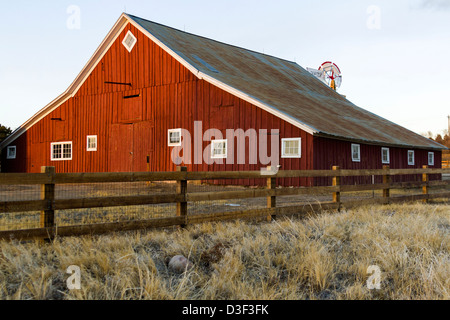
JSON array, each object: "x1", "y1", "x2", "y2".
[{"x1": 448, "y1": 115, "x2": 450, "y2": 135}]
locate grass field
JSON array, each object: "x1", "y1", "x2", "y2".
[{"x1": 0, "y1": 202, "x2": 448, "y2": 300}]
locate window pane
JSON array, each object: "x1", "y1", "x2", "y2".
[
  {"x1": 408, "y1": 151, "x2": 414, "y2": 164},
  {"x1": 123, "y1": 32, "x2": 137, "y2": 51},
  {"x1": 352, "y1": 146, "x2": 359, "y2": 157},
  {"x1": 88, "y1": 137, "x2": 97, "y2": 149},
  {"x1": 214, "y1": 143, "x2": 222, "y2": 155},
  {"x1": 53, "y1": 145, "x2": 62, "y2": 159},
  {"x1": 8, "y1": 147, "x2": 15, "y2": 158},
  {"x1": 212, "y1": 141, "x2": 226, "y2": 157},
  {"x1": 126, "y1": 37, "x2": 133, "y2": 47},
  {"x1": 352, "y1": 145, "x2": 360, "y2": 161},
  {"x1": 169, "y1": 131, "x2": 181, "y2": 144},
  {"x1": 63, "y1": 144, "x2": 72, "y2": 159},
  {"x1": 283, "y1": 139, "x2": 300, "y2": 156},
  {"x1": 173, "y1": 133, "x2": 179, "y2": 142},
  {"x1": 429, "y1": 153, "x2": 434, "y2": 165}
]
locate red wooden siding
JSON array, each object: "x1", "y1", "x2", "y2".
[
  {"x1": 1, "y1": 22, "x2": 314, "y2": 187},
  {"x1": 191, "y1": 81, "x2": 314, "y2": 187},
  {"x1": 1, "y1": 22, "x2": 441, "y2": 188},
  {"x1": 313, "y1": 137, "x2": 442, "y2": 185}
]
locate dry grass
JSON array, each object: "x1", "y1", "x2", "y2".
[{"x1": 0, "y1": 202, "x2": 449, "y2": 300}]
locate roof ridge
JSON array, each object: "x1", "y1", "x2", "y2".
[{"x1": 126, "y1": 13, "x2": 300, "y2": 67}]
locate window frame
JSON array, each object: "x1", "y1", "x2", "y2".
[
  {"x1": 51, "y1": 141, "x2": 73, "y2": 161},
  {"x1": 281, "y1": 138, "x2": 302, "y2": 159},
  {"x1": 211, "y1": 139, "x2": 228, "y2": 159},
  {"x1": 6, "y1": 146, "x2": 16, "y2": 159},
  {"x1": 87, "y1": 135, "x2": 98, "y2": 152},
  {"x1": 407, "y1": 150, "x2": 415, "y2": 166},
  {"x1": 381, "y1": 147, "x2": 390, "y2": 164},
  {"x1": 351, "y1": 144, "x2": 361, "y2": 162},
  {"x1": 428, "y1": 152, "x2": 435, "y2": 166},
  {"x1": 122, "y1": 31, "x2": 137, "y2": 52},
  {"x1": 168, "y1": 129, "x2": 182, "y2": 147}
]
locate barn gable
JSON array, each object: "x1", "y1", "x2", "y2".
[{"x1": 1, "y1": 17, "x2": 314, "y2": 180}]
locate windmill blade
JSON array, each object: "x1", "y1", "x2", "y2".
[
  {"x1": 334, "y1": 76, "x2": 342, "y2": 88},
  {"x1": 319, "y1": 61, "x2": 342, "y2": 89}
]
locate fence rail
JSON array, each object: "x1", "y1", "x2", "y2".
[{"x1": 1, "y1": 166, "x2": 449, "y2": 241}]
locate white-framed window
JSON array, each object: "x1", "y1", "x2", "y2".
[
  {"x1": 122, "y1": 31, "x2": 137, "y2": 52},
  {"x1": 211, "y1": 139, "x2": 228, "y2": 159},
  {"x1": 6, "y1": 146, "x2": 16, "y2": 159},
  {"x1": 87, "y1": 135, "x2": 98, "y2": 152},
  {"x1": 51, "y1": 142, "x2": 73, "y2": 161},
  {"x1": 381, "y1": 147, "x2": 390, "y2": 164},
  {"x1": 351, "y1": 144, "x2": 361, "y2": 162},
  {"x1": 168, "y1": 129, "x2": 182, "y2": 147},
  {"x1": 281, "y1": 138, "x2": 301, "y2": 158},
  {"x1": 408, "y1": 150, "x2": 415, "y2": 166},
  {"x1": 428, "y1": 152, "x2": 435, "y2": 166}
]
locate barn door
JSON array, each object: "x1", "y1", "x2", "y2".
[
  {"x1": 109, "y1": 124, "x2": 133, "y2": 172},
  {"x1": 132, "y1": 121, "x2": 154, "y2": 172},
  {"x1": 109, "y1": 122, "x2": 153, "y2": 172}
]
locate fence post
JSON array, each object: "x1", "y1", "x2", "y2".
[
  {"x1": 266, "y1": 167, "x2": 277, "y2": 221},
  {"x1": 383, "y1": 165, "x2": 391, "y2": 203},
  {"x1": 176, "y1": 166, "x2": 188, "y2": 228},
  {"x1": 332, "y1": 166, "x2": 341, "y2": 211},
  {"x1": 40, "y1": 166, "x2": 55, "y2": 242},
  {"x1": 422, "y1": 165, "x2": 429, "y2": 204}
]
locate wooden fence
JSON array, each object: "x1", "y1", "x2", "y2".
[
  {"x1": 443, "y1": 160, "x2": 450, "y2": 169},
  {"x1": 1, "y1": 166, "x2": 450, "y2": 241}
]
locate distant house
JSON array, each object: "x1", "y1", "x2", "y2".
[{"x1": 0, "y1": 13, "x2": 446, "y2": 186}]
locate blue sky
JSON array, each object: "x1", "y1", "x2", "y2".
[{"x1": 1, "y1": 0, "x2": 449, "y2": 136}]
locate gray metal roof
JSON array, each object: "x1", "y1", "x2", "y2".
[{"x1": 129, "y1": 15, "x2": 446, "y2": 150}]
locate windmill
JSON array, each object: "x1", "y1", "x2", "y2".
[
  {"x1": 319, "y1": 61, "x2": 342, "y2": 91},
  {"x1": 307, "y1": 61, "x2": 343, "y2": 91}
]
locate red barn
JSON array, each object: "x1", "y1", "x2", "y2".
[{"x1": 0, "y1": 13, "x2": 446, "y2": 186}]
